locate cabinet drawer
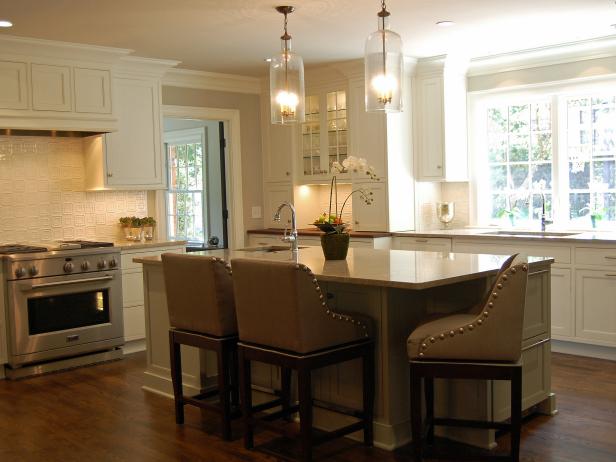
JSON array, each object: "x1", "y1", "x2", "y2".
[
  {"x1": 393, "y1": 236, "x2": 452, "y2": 252},
  {"x1": 349, "y1": 239, "x2": 373, "y2": 248},
  {"x1": 575, "y1": 247, "x2": 616, "y2": 267},
  {"x1": 453, "y1": 239, "x2": 571, "y2": 264},
  {"x1": 122, "y1": 246, "x2": 184, "y2": 270}
]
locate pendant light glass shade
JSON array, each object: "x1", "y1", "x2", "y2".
[
  {"x1": 365, "y1": 4, "x2": 403, "y2": 113},
  {"x1": 270, "y1": 6, "x2": 305, "y2": 124}
]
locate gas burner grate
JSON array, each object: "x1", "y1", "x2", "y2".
[
  {"x1": 57, "y1": 240, "x2": 114, "y2": 248},
  {"x1": 0, "y1": 244, "x2": 48, "y2": 255}
]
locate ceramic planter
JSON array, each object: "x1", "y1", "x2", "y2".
[{"x1": 320, "y1": 232, "x2": 350, "y2": 260}]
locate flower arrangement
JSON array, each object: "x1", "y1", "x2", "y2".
[
  {"x1": 579, "y1": 204, "x2": 604, "y2": 228},
  {"x1": 312, "y1": 156, "x2": 379, "y2": 234}
]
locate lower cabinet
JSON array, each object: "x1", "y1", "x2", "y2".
[
  {"x1": 263, "y1": 182, "x2": 294, "y2": 228},
  {"x1": 247, "y1": 233, "x2": 389, "y2": 249},
  {"x1": 575, "y1": 269, "x2": 616, "y2": 345},
  {"x1": 550, "y1": 267, "x2": 574, "y2": 338},
  {"x1": 121, "y1": 245, "x2": 185, "y2": 343},
  {"x1": 392, "y1": 236, "x2": 452, "y2": 253}
]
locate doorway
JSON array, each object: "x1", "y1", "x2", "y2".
[{"x1": 163, "y1": 117, "x2": 228, "y2": 250}]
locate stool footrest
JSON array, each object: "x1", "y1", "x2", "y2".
[
  {"x1": 313, "y1": 421, "x2": 365, "y2": 446},
  {"x1": 433, "y1": 417, "x2": 511, "y2": 431}
]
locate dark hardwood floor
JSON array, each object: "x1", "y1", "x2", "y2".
[{"x1": 0, "y1": 352, "x2": 614, "y2": 462}]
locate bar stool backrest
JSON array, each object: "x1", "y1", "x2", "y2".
[
  {"x1": 231, "y1": 258, "x2": 367, "y2": 354},
  {"x1": 162, "y1": 253, "x2": 237, "y2": 337}
]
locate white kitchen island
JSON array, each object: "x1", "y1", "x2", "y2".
[{"x1": 135, "y1": 246, "x2": 555, "y2": 451}]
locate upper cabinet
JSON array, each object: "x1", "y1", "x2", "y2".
[
  {"x1": 83, "y1": 56, "x2": 179, "y2": 190},
  {"x1": 0, "y1": 35, "x2": 130, "y2": 131},
  {"x1": 298, "y1": 89, "x2": 349, "y2": 182},
  {"x1": 414, "y1": 56, "x2": 469, "y2": 182}
]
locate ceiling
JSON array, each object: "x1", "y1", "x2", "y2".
[{"x1": 1, "y1": 0, "x2": 614, "y2": 76}]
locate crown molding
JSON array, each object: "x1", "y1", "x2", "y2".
[
  {"x1": 162, "y1": 68, "x2": 261, "y2": 94},
  {"x1": 468, "y1": 34, "x2": 616, "y2": 77},
  {"x1": 115, "y1": 55, "x2": 180, "y2": 78},
  {"x1": 0, "y1": 34, "x2": 132, "y2": 64}
]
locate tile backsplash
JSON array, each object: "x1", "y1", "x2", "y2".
[{"x1": 0, "y1": 136, "x2": 147, "y2": 244}]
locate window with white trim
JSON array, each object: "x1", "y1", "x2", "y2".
[{"x1": 471, "y1": 81, "x2": 616, "y2": 229}]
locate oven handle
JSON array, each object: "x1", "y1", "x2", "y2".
[{"x1": 20, "y1": 275, "x2": 115, "y2": 291}]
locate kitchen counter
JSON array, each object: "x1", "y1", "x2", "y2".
[
  {"x1": 135, "y1": 247, "x2": 555, "y2": 450},
  {"x1": 247, "y1": 228, "x2": 392, "y2": 238},
  {"x1": 112, "y1": 239, "x2": 187, "y2": 250},
  {"x1": 134, "y1": 246, "x2": 551, "y2": 290},
  {"x1": 394, "y1": 228, "x2": 616, "y2": 244}
]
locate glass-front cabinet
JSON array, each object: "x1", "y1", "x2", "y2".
[{"x1": 299, "y1": 88, "x2": 349, "y2": 182}]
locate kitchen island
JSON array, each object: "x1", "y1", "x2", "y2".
[{"x1": 135, "y1": 246, "x2": 555, "y2": 450}]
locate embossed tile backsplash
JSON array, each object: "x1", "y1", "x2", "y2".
[{"x1": 0, "y1": 136, "x2": 147, "y2": 244}]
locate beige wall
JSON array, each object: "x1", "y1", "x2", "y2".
[{"x1": 161, "y1": 86, "x2": 264, "y2": 232}]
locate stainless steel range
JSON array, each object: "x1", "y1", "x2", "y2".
[{"x1": 2, "y1": 242, "x2": 124, "y2": 378}]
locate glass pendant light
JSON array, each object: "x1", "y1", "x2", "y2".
[
  {"x1": 364, "y1": 0, "x2": 403, "y2": 113},
  {"x1": 270, "y1": 6, "x2": 305, "y2": 124}
]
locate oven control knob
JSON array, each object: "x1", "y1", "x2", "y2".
[
  {"x1": 15, "y1": 267, "x2": 26, "y2": 278},
  {"x1": 98, "y1": 259, "x2": 107, "y2": 269},
  {"x1": 109, "y1": 258, "x2": 117, "y2": 268},
  {"x1": 63, "y1": 262, "x2": 74, "y2": 273},
  {"x1": 28, "y1": 266, "x2": 39, "y2": 277},
  {"x1": 81, "y1": 261, "x2": 91, "y2": 271}
]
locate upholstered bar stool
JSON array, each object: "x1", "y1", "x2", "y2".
[
  {"x1": 407, "y1": 254, "x2": 528, "y2": 462},
  {"x1": 161, "y1": 252, "x2": 241, "y2": 440},
  {"x1": 231, "y1": 258, "x2": 375, "y2": 462}
]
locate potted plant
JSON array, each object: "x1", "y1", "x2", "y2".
[
  {"x1": 312, "y1": 156, "x2": 378, "y2": 260},
  {"x1": 141, "y1": 216, "x2": 157, "y2": 240},
  {"x1": 119, "y1": 216, "x2": 143, "y2": 241},
  {"x1": 579, "y1": 204, "x2": 604, "y2": 229}
]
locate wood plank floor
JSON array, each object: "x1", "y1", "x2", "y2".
[{"x1": 0, "y1": 352, "x2": 614, "y2": 462}]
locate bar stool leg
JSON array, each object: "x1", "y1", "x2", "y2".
[
  {"x1": 217, "y1": 346, "x2": 232, "y2": 441},
  {"x1": 409, "y1": 364, "x2": 423, "y2": 462},
  {"x1": 298, "y1": 368, "x2": 313, "y2": 462},
  {"x1": 169, "y1": 331, "x2": 184, "y2": 424},
  {"x1": 238, "y1": 348, "x2": 254, "y2": 449},
  {"x1": 281, "y1": 367, "x2": 293, "y2": 422},
  {"x1": 362, "y1": 343, "x2": 375, "y2": 446},
  {"x1": 511, "y1": 367, "x2": 522, "y2": 462},
  {"x1": 424, "y1": 377, "x2": 435, "y2": 445},
  {"x1": 230, "y1": 347, "x2": 240, "y2": 407}
]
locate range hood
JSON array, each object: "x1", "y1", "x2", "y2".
[{"x1": 0, "y1": 128, "x2": 107, "y2": 138}]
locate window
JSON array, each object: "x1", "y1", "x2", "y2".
[
  {"x1": 472, "y1": 82, "x2": 616, "y2": 229},
  {"x1": 165, "y1": 129, "x2": 206, "y2": 243}
]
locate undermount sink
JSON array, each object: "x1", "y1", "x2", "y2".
[
  {"x1": 480, "y1": 230, "x2": 580, "y2": 237},
  {"x1": 238, "y1": 245, "x2": 308, "y2": 252}
]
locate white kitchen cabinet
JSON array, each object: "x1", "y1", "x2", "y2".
[
  {"x1": 550, "y1": 267, "x2": 574, "y2": 338},
  {"x1": 83, "y1": 76, "x2": 165, "y2": 190},
  {"x1": 0, "y1": 266, "x2": 6, "y2": 372},
  {"x1": 247, "y1": 233, "x2": 388, "y2": 250},
  {"x1": 575, "y1": 269, "x2": 616, "y2": 345},
  {"x1": 263, "y1": 182, "x2": 294, "y2": 229},
  {"x1": 392, "y1": 236, "x2": 452, "y2": 253},
  {"x1": 31, "y1": 63, "x2": 72, "y2": 112},
  {"x1": 414, "y1": 56, "x2": 468, "y2": 181},
  {"x1": 351, "y1": 182, "x2": 388, "y2": 232},
  {"x1": 0, "y1": 61, "x2": 28, "y2": 110},
  {"x1": 74, "y1": 67, "x2": 112, "y2": 114},
  {"x1": 263, "y1": 120, "x2": 294, "y2": 183},
  {"x1": 122, "y1": 244, "x2": 184, "y2": 344}
]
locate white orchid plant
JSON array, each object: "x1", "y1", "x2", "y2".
[{"x1": 313, "y1": 156, "x2": 379, "y2": 234}]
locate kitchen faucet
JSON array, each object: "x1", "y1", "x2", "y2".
[
  {"x1": 273, "y1": 201, "x2": 299, "y2": 252},
  {"x1": 540, "y1": 193, "x2": 553, "y2": 232}
]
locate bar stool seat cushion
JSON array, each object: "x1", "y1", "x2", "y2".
[{"x1": 407, "y1": 313, "x2": 476, "y2": 358}]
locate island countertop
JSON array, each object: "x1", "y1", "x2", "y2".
[{"x1": 134, "y1": 246, "x2": 552, "y2": 290}]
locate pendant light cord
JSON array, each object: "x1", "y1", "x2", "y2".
[
  {"x1": 380, "y1": 1, "x2": 387, "y2": 76},
  {"x1": 283, "y1": 11, "x2": 290, "y2": 93}
]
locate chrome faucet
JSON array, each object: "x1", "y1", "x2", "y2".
[
  {"x1": 540, "y1": 193, "x2": 553, "y2": 232},
  {"x1": 273, "y1": 201, "x2": 299, "y2": 252}
]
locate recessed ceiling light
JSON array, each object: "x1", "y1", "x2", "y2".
[
  {"x1": 0, "y1": 20, "x2": 13, "y2": 28},
  {"x1": 436, "y1": 20, "x2": 455, "y2": 27}
]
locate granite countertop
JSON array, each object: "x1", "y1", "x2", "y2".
[
  {"x1": 134, "y1": 246, "x2": 552, "y2": 290},
  {"x1": 393, "y1": 228, "x2": 616, "y2": 244},
  {"x1": 247, "y1": 228, "x2": 392, "y2": 238},
  {"x1": 113, "y1": 239, "x2": 187, "y2": 250}
]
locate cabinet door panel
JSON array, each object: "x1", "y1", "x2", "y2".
[
  {"x1": 122, "y1": 270, "x2": 145, "y2": 307},
  {"x1": 393, "y1": 237, "x2": 451, "y2": 253},
  {"x1": 0, "y1": 61, "x2": 28, "y2": 110},
  {"x1": 74, "y1": 68, "x2": 111, "y2": 114},
  {"x1": 418, "y1": 76, "x2": 444, "y2": 179},
  {"x1": 575, "y1": 269, "x2": 616, "y2": 344},
  {"x1": 263, "y1": 183, "x2": 294, "y2": 228},
  {"x1": 124, "y1": 305, "x2": 145, "y2": 341},
  {"x1": 105, "y1": 78, "x2": 162, "y2": 186},
  {"x1": 31, "y1": 63, "x2": 71, "y2": 112},
  {"x1": 265, "y1": 123, "x2": 294, "y2": 182},
  {"x1": 551, "y1": 267, "x2": 573, "y2": 338}
]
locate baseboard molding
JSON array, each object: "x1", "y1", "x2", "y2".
[
  {"x1": 122, "y1": 339, "x2": 146, "y2": 355},
  {"x1": 552, "y1": 340, "x2": 616, "y2": 361}
]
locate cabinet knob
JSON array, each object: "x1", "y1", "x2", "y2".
[
  {"x1": 355, "y1": 220, "x2": 359, "y2": 225},
  {"x1": 107, "y1": 172, "x2": 113, "y2": 177},
  {"x1": 436, "y1": 165, "x2": 442, "y2": 170},
  {"x1": 286, "y1": 171, "x2": 290, "y2": 176}
]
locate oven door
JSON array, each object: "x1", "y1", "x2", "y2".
[{"x1": 7, "y1": 271, "x2": 123, "y2": 366}]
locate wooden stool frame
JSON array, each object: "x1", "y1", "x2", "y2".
[
  {"x1": 238, "y1": 338, "x2": 375, "y2": 462},
  {"x1": 409, "y1": 360, "x2": 522, "y2": 462}
]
